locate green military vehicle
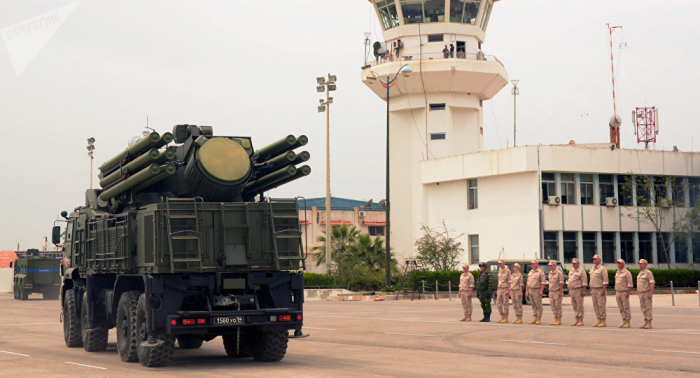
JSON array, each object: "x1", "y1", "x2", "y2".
[
  {"x1": 54, "y1": 125, "x2": 311, "y2": 367},
  {"x1": 10, "y1": 249, "x2": 61, "y2": 300},
  {"x1": 485, "y1": 259, "x2": 568, "y2": 304}
]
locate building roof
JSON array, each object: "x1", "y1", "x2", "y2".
[
  {"x1": 297, "y1": 197, "x2": 384, "y2": 211},
  {"x1": 0, "y1": 251, "x2": 18, "y2": 268}
]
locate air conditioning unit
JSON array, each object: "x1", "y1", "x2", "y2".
[
  {"x1": 359, "y1": 211, "x2": 366, "y2": 217},
  {"x1": 548, "y1": 196, "x2": 561, "y2": 206},
  {"x1": 606, "y1": 197, "x2": 618, "y2": 207}
]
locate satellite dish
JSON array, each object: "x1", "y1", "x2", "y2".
[
  {"x1": 609, "y1": 115, "x2": 622, "y2": 129},
  {"x1": 128, "y1": 135, "x2": 142, "y2": 147}
]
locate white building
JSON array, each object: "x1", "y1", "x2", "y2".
[{"x1": 360, "y1": 0, "x2": 700, "y2": 269}]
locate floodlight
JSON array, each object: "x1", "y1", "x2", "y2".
[
  {"x1": 318, "y1": 105, "x2": 326, "y2": 113},
  {"x1": 319, "y1": 99, "x2": 325, "y2": 104},
  {"x1": 87, "y1": 137, "x2": 95, "y2": 144},
  {"x1": 87, "y1": 145, "x2": 95, "y2": 151},
  {"x1": 511, "y1": 79, "x2": 520, "y2": 86},
  {"x1": 316, "y1": 77, "x2": 326, "y2": 84},
  {"x1": 316, "y1": 86, "x2": 325, "y2": 93},
  {"x1": 328, "y1": 97, "x2": 333, "y2": 102},
  {"x1": 328, "y1": 74, "x2": 337, "y2": 83},
  {"x1": 328, "y1": 83, "x2": 337, "y2": 91}
]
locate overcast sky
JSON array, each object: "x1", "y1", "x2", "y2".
[{"x1": 1, "y1": 0, "x2": 698, "y2": 250}]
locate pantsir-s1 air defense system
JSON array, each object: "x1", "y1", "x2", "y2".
[{"x1": 54, "y1": 125, "x2": 310, "y2": 367}]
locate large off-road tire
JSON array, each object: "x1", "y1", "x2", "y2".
[
  {"x1": 177, "y1": 336, "x2": 204, "y2": 349},
  {"x1": 251, "y1": 331, "x2": 288, "y2": 362},
  {"x1": 81, "y1": 292, "x2": 108, "y2": 352},
  {"x1": 116, "y1": 291, "x2": 141, "y2": 362},
  {"x1": 136, "y1": 294, "x2": 174, "y2": 367},
  {"x1": 63, "y1": 289, "x2": 83, "y2": 347},
  {"x1": 13, "y1": 285, "x2": 18, "y2": 300},
  {"x1": 20, "y1": 288, "x2": 29, "y2": 300},
  {"x1": 223, "y1": 332, "x2": 251, "y2": 358}
]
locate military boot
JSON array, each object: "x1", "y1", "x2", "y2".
[
  {"x1": 644, "y1": 320, "x2": 652, "y2": 329},
  {"x1": 496, "y1": 314, "x2": 504, "y2": 323},
  {"x1": 576, "y1": 316, "x2": 584, "y2": 326},
  {"x1": 598, "y1": 318, "x2": 606, "y2": 327},
  {"x1": 622, "y1": 319, "x2": 630, "y2": 328},
  {"x1": 528, "y1": 317, "x2": 537, "y2": 324},
  {"x1": 639, "y1": 320, "x2": 648, "y2": 329},
  {"x1": 465, "y1": 315, "x2": 471, "y2": 322},
  {"x1": 513, "y1": 315, "x2": 522, "y2": 324},
  {"x1": 485, "y1": 312, "x2": 491, "y2": 322},
  {"x1": 618, "y1": 319, "x2": 626, "y2": 328},
  {"x1": 551, "y1": 317, "x2": 561, "y2": 325},
  {"x1": 459, "y1": 317, "x2": 467, "y2": 322},
  {"x1": 502, "y1": 315, "x2": 509, "y2": 323},
  {"x1": 535, "y1": 316, "x2": 541, "y2": 325},
  {"x1": 592, "y1": 318, "x2": 601, "y2": 327},
  {"x1": 570, "y1": 317, "x2": 579, "y2": 326}
]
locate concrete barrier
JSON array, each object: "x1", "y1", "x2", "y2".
[
  {"x1": 304, "y1": 289, "x2": 353, "y2": 301},
  {"x1": 0, "y1": 268, "x2": 13, "y2": 293}
]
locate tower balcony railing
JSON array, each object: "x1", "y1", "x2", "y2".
[{"x1": 362, "y1": 51, "x2": 504, "y2": 69}]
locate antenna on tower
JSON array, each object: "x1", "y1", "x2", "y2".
[
  {"x1": 633, "y1": 107, "x2": 658, "y2": 149},
  {"x1": 607, "y1": 23, "x2": 623, "y2": 149}
]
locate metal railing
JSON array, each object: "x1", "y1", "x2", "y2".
[{"x1": 363, "y1": 50, "x2": 504, "y2": 69}]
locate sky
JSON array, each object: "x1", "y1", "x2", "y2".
[{"x1": 1, "y1": 0, "x2": 699, "y2": 250}]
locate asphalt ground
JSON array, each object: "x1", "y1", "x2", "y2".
[{"x1": 1, "y1": 292, "x2": 699, "y2": 377}]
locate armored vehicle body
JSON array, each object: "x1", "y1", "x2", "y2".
[
  {"x1": 55, "y1": 125, "x2": 310, "y2": 367},
  {"x1": 11, "y1": 250, "x2": 61, "y2": 300}
]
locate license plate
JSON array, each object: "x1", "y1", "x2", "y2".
[{"x1": 213, "y1": 316, "x2": 245, "y2": 325}]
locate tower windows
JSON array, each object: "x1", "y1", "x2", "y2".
[
  {"x1": 427, "y1": 34, "x2": 444, "y2": 43},
  {"x1": 429, "y1": 103, "x2": 446, "y2": 110},
  {"x1": 468, "y1": 179, "x2": 478, "y2": 209},
  {"x1": 376, "y1": 1, "x2": 400, "y2": 30},
  {"x1": 479, "y1": 0, "x2": 492, "y2": 30},
  {"x1": 449, "y1": 0, "x2": 480, "y2": 25},
  {"x1": 430, "y1": 133, "x2": 446, "y2": 140},
  {"x1": 400, "y1": 0, "x2": 445, "y2": 25}
]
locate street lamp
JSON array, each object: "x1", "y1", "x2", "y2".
[
  {"x1": 511, "y1": 80, "x2": 519, "y2": 147},
  {"x1": 87, "y1": 137, "x2": 96, "y2": 189},
  {"x1": 317, "y1": 73, "x2": 337, "y2": 274},
  {"x1": 365, "y1": 64, "x2": 412, "y2": 287}
]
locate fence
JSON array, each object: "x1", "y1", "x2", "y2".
[{"x1": 364, "y1": 50, "x2": 504, "y2": 69}]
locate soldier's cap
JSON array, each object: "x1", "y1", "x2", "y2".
[
  {"x1": 498, "y1": 259, "x2": 505, "y2": 264},
  {"x1": 571, "y1": 258, "x2": 580, "y2": 264},
  {"x1": 639, "y1": 259, "x2": 648, "y2": 264},
  {"x1": 462, "y1": 263, "x2": 469, "y2": 268},
  {"x1": 478, "y1": 262, "x2": 486, "y2": 267},
  {"x1": 531, "y1": 259, "x2": 539, "y2": 264},
  {"x1": 616, "y1": 259, "x2": 625, "y2": 264},
  {"x1": 513, "y1": 263, "x2": 521, "y2": 268},
  {"x1": 592, "y1": 254, "x2": 602, "y2": 260},
  {"x1": 548, "y1": 260, "x2": 556, "y2": 266}
]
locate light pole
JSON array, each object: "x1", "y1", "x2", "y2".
[
  {"x1": 511, "y1": 80, "x2": 519, "y2": 148},
  {"x1": 317, "y1": 74, "x2": 337, "y2": 274},
  {"x1": 366, "y1": 64, "x2": 412, "y2": 287},
  {"x1": 87, "y1": 137, "x2": 95, "y2": 189}
]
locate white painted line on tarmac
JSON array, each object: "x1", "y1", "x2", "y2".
[
  {"x1": 501, "y1": 340, "x2": 567, "y2": 346},
  {"x1": 385, "y1": 332, "x2": 435, "y2": 337},
  {"x1": 304, "y1": 327, "x2": 337, "y2": 331},
  {"x1": 0, "y1": 323, "x2": 59, "y2": 326},
  {"x1": 654, "y1": 349, "x2": 700, "y2": 355},
  {"x1": 65, "y1": 362, "x2": 107, "y2": 370},
  {"x1": 402, "y1": 318, "x2": 420, "y2": 320},
  {"x1": 0, "y1": 350, "x2": 29, "y2": 357}
]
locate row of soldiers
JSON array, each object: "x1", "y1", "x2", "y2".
[{"x1": 458, "y1": 256, "x2": 656, "y2": 329}]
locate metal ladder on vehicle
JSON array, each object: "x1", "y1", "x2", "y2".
[
  {"x1": 268, "y1": 198, "x2": 306, "y2": 271},
  {"x1": 164, "y1": 197, "x2": 203, "y2": 271}
]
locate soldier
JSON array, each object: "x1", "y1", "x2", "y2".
[
  {"x1": 589, "y1": 254, "x2": 608, "y2": 327},
  {"x1": 475, "y1": 262, "x2": 493, "y2": 322},
  {"x1": 510, "y1": 263, "x2": 524, "y2": 324},
  {"x1": 567, "y1": 258, "x2": 587, "y2": 326},
  {"x1": 458, "y1": 263, "x2": 475, "y2": 322},
  {"x1": 525, "y1": 260, "x2": 546, "y2": 325},
  {"x1": 547, "y1": 260, "x2": 564, "y2": 325},
  {"x1": 637, "y1": 259, "x2": 655, "y2": 329},
  {"x1": 496, "y1": 259, "x2": 512, "y2": 323},
  {"x1": 614, "y1": 259, "x2": 633, "y2": 328}
]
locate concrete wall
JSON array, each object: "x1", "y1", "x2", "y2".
[{"x1": 0, "y1": 268, "x2": 13, "y2": 293}]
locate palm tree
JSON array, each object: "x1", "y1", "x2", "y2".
[
  {"x1": 344, "y1": 234, "x2": 396, "y2": 272},
  {"x1": 311, "y1": 224, "x2": 360, "y2": 268}
]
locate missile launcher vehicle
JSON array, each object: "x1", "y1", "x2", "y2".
[{"x1": 54, "y1": 125, "x2": 311, "y2": 367}]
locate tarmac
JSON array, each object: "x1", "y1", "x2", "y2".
[{"x1": 0, "y1": 291, "x2": 698, "y2": 377}]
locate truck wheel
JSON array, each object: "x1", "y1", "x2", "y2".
[
  {"x1": 63, "y1": 289, "x2": 83, "y2": 347},
  {"x1": 13, "y1": 286, "x2": 18, "y2": 300},
  {"x1": 136, "y1": 294, "x2": 175, "y2": 367},
  {"x1": 81, "y1": 292, "x2": 108, "y2": 352},
  {"x1": 223, "y1": 332, "x2": 251, "y2": 358},
  {"x1": 116, "y1": 291, "x2": 141, "y2": 362},
  {"x1": 177, "y1": 336, "x2": 204, "y2": 349},
  {"x1": 251, "y1": 331, "x2": 288, "y2": 362},
  {"x1": 20, "y1": 288, "x2": 29, "y2": 300}
]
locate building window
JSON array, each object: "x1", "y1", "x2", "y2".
[
  {"x1": 429, "y1": 103, "x2": 446, "y2": 110},
  {"x1": 601, "y1": 232, "x2": 616, "y2": 264},
  {"x1": 542, "y1": 172, "x2": 556, "y2": 203},
  {"x1": 599, "y1": 174, "x2": 615, "y2": 205},
  {"x1": 449, "y1": 0, "x2": 480, "y2": 25},
  {"x1": 563, "y1": 232, "x2": 577, "y2": 263},
  {"x1": 673, "y1": 177, "x2": 686, "y2": 206},
  {"x1": 638, "y1": 233, "x2": 653, "y2": 263},
  {"x1": 653, "y1": 177, "x2": 668, "y2": 206},
  {"x1": 469, "y1": 235, "x2": 479, "y2": 263},
  {"x1": 401, "y1": 0, "x2": 425, "y2": 24},
  {"x1": 620, "y1": 232, "x2": 634, "y2": 263},
  {"x1": 423, "y1": 0, "x2": 446, "y2": 23},
  {"x1": 675, "y1": 236, "x2": 688, "y2": 263},
  {"x1": 618, "y1": 175, "x2": 633, "y2": 206},
  {"x1": 582, "y1": 232, "x2": 597, "y2": 263},
  {"x1": 543, "y1": 232, "x2": 558, "y2": 261},
  {"x1": 479, "y1": 0, "x2": 492, "y2": 29},
  {"x1": 468, "y1": 179, "x2": 478, "y2": 210},
  {"x1": 427, "y1": 34, "x2": 444, "y2": 42},
  {"x1": 368, "y1": 226, "x2": 385, "y2": 236},
  {"x1": 580, "y1": 174, "x2": 594, "y2": 205},
  {"x1": 430, "y1": 133, "x2": 446, "y2": 140},
  {"x1": 689, "y1": 177, "x2": 700, "y2": 207},
  {"x1": 376, "y1": 1, "x2": 400, "y2": 30},
  {"x1": 692, "y1": 237, "x2": 700, "y2": 264},
  {"x1": 560, "y1": 173, "x2": 576, "y2": 205},
  {"x1": 656, "y1": 233, "x2": 671, "y2": 264}
]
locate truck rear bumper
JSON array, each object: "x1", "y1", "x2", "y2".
[{"x1": 166, "y1": 308, "x2": 303, "y2": 335}]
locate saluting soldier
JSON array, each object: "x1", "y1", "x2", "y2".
[
  {"x1": 475, "y1": 262, "x2": 493, "y2": 322},
  {"x1": 525, "y1": 260, "x2": 546, "y2": 325},
  {"x1": 510, "y1": 263, "x2": 524, "y2": 324},
  {"x1": 496, "y1": 259, "x2": 512, "y2": 323},
  {"x1": 637, "y1": 259, "x2": 655, "y2": 329},
  {"x1": 567, "y1": 258, "x2": 587, "y2": 326},
  {"x1": 589, "y1": 254, "x2": 609, "y2": 327},
  {"x1": 547, "y1": 260, "x2": 564, "y2": 325},
  {"x1": 614, "y1": 259, "x2": 633, "y2": 328},
  {"x1": 458, "y1": 263, "x2": 475, "y2": 322}
]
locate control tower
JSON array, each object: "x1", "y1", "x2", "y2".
[{"x1": 361, "y1": 0, "x2": 508, "y2": 260}]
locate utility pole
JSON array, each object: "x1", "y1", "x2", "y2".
[
  {"x1": 511, "y1": 80, "x2": 519, "y2": 147},
  {"x1": 317, "y1": 74, "x2": 337, "y2": 273},
  {"x1": 87, "y1": 137, "x2": 96, "y2": 189},
  {"x1": 607, "y1": 23, "x2": 622, "y2": 148}
]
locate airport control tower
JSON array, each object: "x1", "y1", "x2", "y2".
[{"x1": 361, "y1": 0, "x2": 508, "y2": 260}]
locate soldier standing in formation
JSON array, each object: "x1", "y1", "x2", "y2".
[
  {"x1": 476, "y1": 262, "x2": 493, "y2": 322},
  {"x1": 547, "y1": 260, "x2": 564, "y2": 325},
  {"x1": 510, "y1": 263, "x2": 524, "y2": 324},
  {"x1": 614, "y1": 259, "x2": 633, "y2": 328},
  {"x1": 458, "y1": 263, "x2": 475, "y2": 322},
  {"x1": 589, "y1": 254, "x2": 609, "y2": 327},
  {"x1": 637, "y1": 259, "x2": 655, "y2": 329},
  {"x1": 525, "y1": 260, "x2": 546, "y2": 325},
  {"x1": 496, "y1": 259, "x2": 512, "y2": 323},
  {"x1": 567, "y1": 258, "x2": 587, "y2": 326}
]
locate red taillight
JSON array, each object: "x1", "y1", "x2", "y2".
[
  {"x1": 26, "y1": 283, "x2": 31, "y2": 287},
  {"x1": 171, "y1": 320, "x2": 177, "y2": 326},
  {"x1": 182, "y1": 319, "x2": 195, "y2": 326},
  {"x1": 297, "y1": 315, "x2": 303, "y2": 321},
  {"x1": 279, "y1": 315, "x2": 291, "y2": 322},
  {"x1": 55, "y1": 283, "x2": 60, "y2": 286},
  {"x1": 196, "y1": 318, "x2": 206, "y2": 325}
]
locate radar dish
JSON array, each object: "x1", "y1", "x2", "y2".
[
  {"x1": 128, "y1": 135, "x2": 142, "y2": 147},
  {"x1": 609, "y1": 115, "x2": 622, "y2": 129}
]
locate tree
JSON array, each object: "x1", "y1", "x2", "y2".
[
  {"x1": 414, "y1": 222, "x2": 464, "y2": 271},
  {"x1": 344, "y1": 234, "x2": 396, "y2": 271},
  {"x1": 311, "y1": 224, "x2": 360, "y2": 270}
]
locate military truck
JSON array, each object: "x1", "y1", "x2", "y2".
[
  {"x1": 10, "y1": 249, "x2": 61, "y2": 300},
  {"x1": 54, "y1": 125, "x2": 311, "y2": 367},
  {"x1": 485, "y1": 259, "x2": 568, "y2": 304}
]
